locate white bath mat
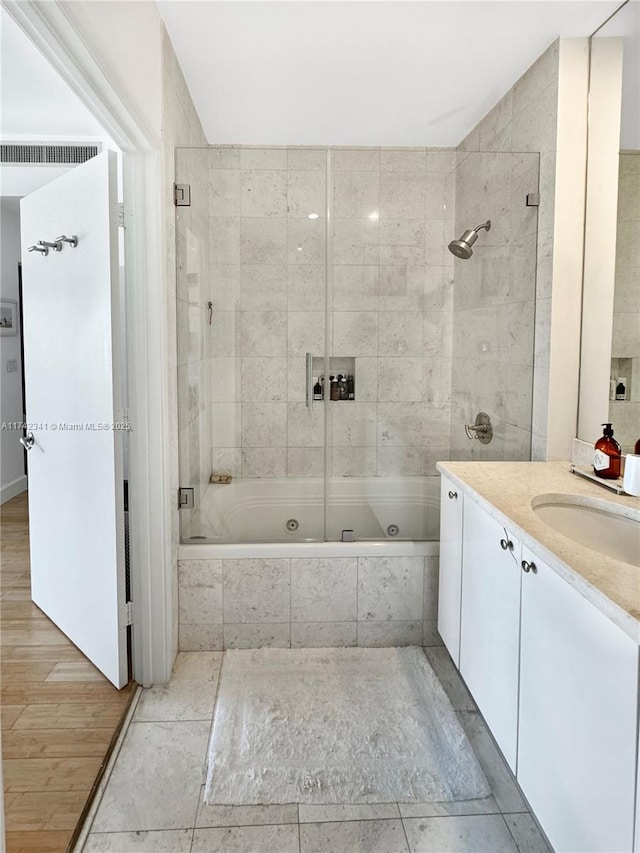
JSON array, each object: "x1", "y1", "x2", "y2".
[{"x1": 204, "y1": 646, "x2": 490, "y2": 805}]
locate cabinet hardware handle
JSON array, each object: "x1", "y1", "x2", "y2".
[
  {"x1": 500, "y1": 538, "x2": 514, "y2": 551},
  {"x1": 448, "y1": 490, "x2": 458, "y2": 500},
  {"x1": 521, "y1": 560, "x2": 538, "y2": 574},
  {"x1": 529, "y1": 561, "x2": 537, "y2": 574}
]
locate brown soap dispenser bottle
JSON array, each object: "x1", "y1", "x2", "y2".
[{"x1": 593, "y1": 423, "x2": 621, "y2": 479}]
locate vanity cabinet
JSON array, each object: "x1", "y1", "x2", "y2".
[
  {"x1": 437, "y1": 475, "x2": 464, "y2": 665},
  {"x1": 518, "y1": 544, "x2": 638, "y2": 853},
  {"x1": 459, "y1": 498, "x2": 521, "y2": 771},
  {"x1": 437, "y1": 482, "x2": 640, "y2": 853}
]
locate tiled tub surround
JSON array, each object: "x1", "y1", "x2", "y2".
[
  {"x1": 437, "y1": 460, "x2": 640, "y2": 636},
  {"x1": 177, "y1": 544, "x2": 441, "y2": 651}
]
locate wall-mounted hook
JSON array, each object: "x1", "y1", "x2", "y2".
[
  {"x1": 28, "y1": 244, "x2": 48, "y2": 256},
  {"x1": 38, "y1": 239, "x2": 63, "y2": 252},
  {"x1": 207, "y1": 301, "x2": 213, "y2": 325},
  {"x1": 55, "y1": 234, "x2": 78, "y2": 248}
]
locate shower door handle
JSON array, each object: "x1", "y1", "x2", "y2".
[{"x1": 305, "y1": 352, "x2": 313, "y2": 411}]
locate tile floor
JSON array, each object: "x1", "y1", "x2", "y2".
[{"x1": 79, "y1": 648, "x2": 552, "y2": 853}]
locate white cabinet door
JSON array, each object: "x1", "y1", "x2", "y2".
[
  {"x1": 437, "y1": 475, "x2": 464, "y2": 665},
  {"x1": 518, "y1": 545, "x2": 638, "y2": 853},
  {"x1": 20, "y1": 152, "x2": 128, "y2": 688},
  {"x1": 460, "y1": 498, "x2": 521, "y2": 771}
]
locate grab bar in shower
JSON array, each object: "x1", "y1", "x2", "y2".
[{"x1": 305, "y1": 352, "x2": 314, "y2": 411}]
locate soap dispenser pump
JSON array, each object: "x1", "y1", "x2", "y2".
[{"x1": 593, "y1": 423, "x2": 621, "y2": 479}]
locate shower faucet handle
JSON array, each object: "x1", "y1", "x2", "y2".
[{"x1": 464, "y1": 412, "x2": 493, "y2": 445}]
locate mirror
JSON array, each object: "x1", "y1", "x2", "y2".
[{"x1": 577, "y1": 3, "x2": 639, "y2": 453}]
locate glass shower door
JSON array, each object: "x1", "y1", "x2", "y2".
[
  {"x1": 175, "y1": 146, "x2": 328, "y2": 542},
  {"x1": 325, "y1": 148, "x2": 457, "y2": 541}
]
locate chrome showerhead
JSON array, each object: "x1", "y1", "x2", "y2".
[{"x1": 448, "y1": 220, "x2": 491, "y2": 259}]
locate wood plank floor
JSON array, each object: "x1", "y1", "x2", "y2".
[{"x1": 1, "y1": 492, "x2": 135, "y2": 853}]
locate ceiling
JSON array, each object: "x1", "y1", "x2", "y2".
[{"x1": 157, "y1": 0, "x2": 623, "y2": 147}]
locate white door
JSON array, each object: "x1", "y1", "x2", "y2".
[
  {"x1": 459, "y1": 498, "x2": 521, "y2": 771},
  {"x1": 20, "y1": 151, "x2": 128, "y2": 688}
]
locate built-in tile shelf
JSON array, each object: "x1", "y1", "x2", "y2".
[{"x1": 312, "y1": 356, "x2": 355, "y2": 401}]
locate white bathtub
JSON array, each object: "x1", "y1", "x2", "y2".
[{"x1": 183, "y1": 476, "x2": 440, "y2": 544}]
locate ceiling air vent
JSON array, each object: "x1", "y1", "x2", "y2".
[{"x1": 0, "y1": 143, "x2": 101, "y2": 166}]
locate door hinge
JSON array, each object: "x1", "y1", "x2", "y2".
[
  {"x1": 118, "y1": 203, "x2": 126, "y2": 227},
  {"x1": 178, "y1": 487, "x2": 194, "y2": 509},
  {"x1": 174, "y1": 183, "x2": 191, "y2": 207},
  {"x1": 526, "y1": 192, "x2": 540, "y2": 207},
  {"x1": 125, "y1": 600, "x2": 133, "y2": 626}
]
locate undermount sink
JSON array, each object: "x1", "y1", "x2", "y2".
[{"x1": 531, "y1": 494, "x2": 640, "y2": 567}]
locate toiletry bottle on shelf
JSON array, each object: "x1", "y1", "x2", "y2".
[
  {"x1": 339, "y1": 374, "x2": 348, "y2": 400},
  {"x1": 330, "y1": 375, "x2": 340, "y2": 401},
  {"x1": 635, "y1": 437, "x2": 640, "y2": 455},
  {"x1": 347, "y1": 374, "x2": 355, "y2": 400},
  {"x1": 615, "y1": 378, "x2": 627, "y2": 401},
  {"x1": 313, "y1": 377, "x2": 322, "y2": 401},
  {"x1": 593, "y1": 423, "x2": 621, "y2": 479},
  {"x1": 609, "y1": 378, "x2": 616, "y2": 401}
]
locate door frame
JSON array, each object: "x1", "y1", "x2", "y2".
[{"x1": 4, "y1": 1, "x2": 173, "y2": 688}]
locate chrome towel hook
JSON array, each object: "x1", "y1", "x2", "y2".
[
  {"x1": 38, "y1": 239, "x2": 63, "y2": 252},
  {"x1": 55, "y1": 234, "x2": 78, "y2": 248},
  {"x1": 28, "y1": 244, "x2": 48, "y2": 256}
]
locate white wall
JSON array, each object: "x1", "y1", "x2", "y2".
[
  {"x1": 0, "y1": 199, "x2": 27, "y2": 503},
  {"x1": 60, "y1": 0, "x2": 162, "y2": 144}
]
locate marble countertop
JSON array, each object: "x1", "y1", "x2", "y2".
[{"x1": 436, "y1": 461, "x2": 640, "y2": 643}]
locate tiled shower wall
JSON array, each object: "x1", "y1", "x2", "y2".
[
  {"x1": 609, "y1": 151, "x2": 640, "y2": 452},
  {"x1": 450, "y1": 151, "x2": 539, "y2": 462},
  {"x1": 178, "y1": 554, "x2": 440, "y2": 651},
  {"x1": 180, "y1": 146, "x2": 457, "y2": 483},
  {"x1": 457, "y1": 40, "x2": 560, "y2": 460}
]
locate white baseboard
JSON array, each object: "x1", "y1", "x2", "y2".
[{"x1": 1, "y1": 476, "x2": 28, "y2": 505}]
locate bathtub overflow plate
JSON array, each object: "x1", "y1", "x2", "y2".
[
  {"x1": 387, "y1": 524, "x2": 400, "y2": 537},
  {"x1": 285, "y1": 518, "x2": 299, "y2": 532}
]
